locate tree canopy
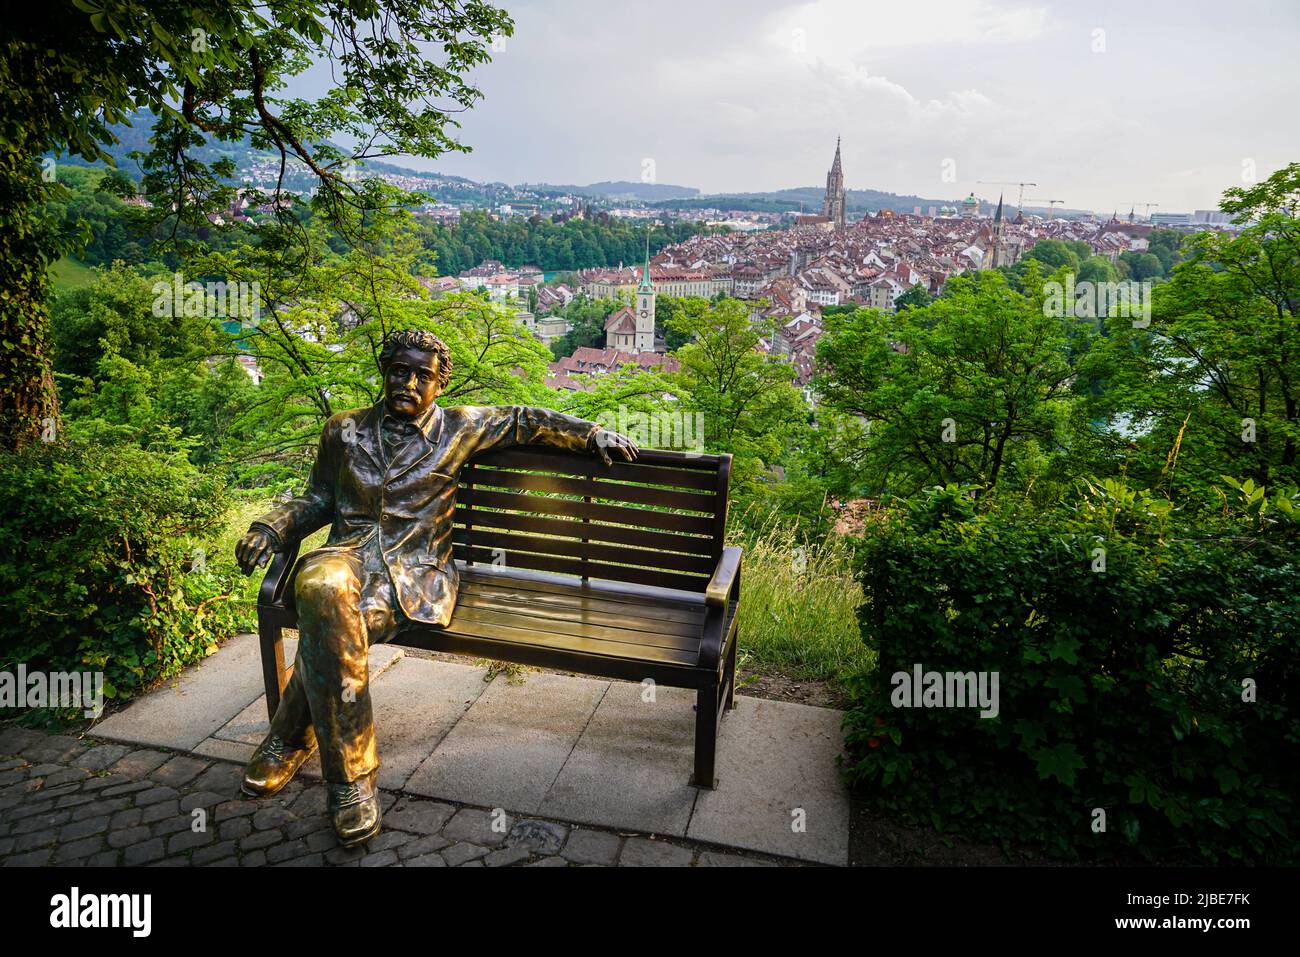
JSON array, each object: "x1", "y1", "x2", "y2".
[{"x1": 1, "y1": 0, "x2": 512, "y2": 446}]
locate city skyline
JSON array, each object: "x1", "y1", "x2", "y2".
[{"x1": 290, "y1": 0, "x2": 1300, "y2": 214}]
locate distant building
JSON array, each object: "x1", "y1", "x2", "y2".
[
  {"x1": 795, "y1": 214, "x2": 832, "y2": 228},
  {"x1": 417, "y1": 276, "x2": 461, "y2": 297},
  {"x1": 605, "y1": 236, "x2": 656, "y2": 353},
  {"x1": 990, "y1": 194, "x2": 1012, "y2": 268},
  {"x1": 547, "y1": 347, "x2": 680, "y2": 391},
  {"x1": 821, "y1": 138, "x2": 846, "y2": 228},
  {"x1": 534, "y1": 313, "x2": 569, "y2": 347}
]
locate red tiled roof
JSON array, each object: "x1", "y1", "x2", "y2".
[{"x1": 603, "y1": 306, "x2": 637, "y2": 334}]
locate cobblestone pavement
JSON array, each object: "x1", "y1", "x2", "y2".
[{"x1": 0, "y1": 727, "x2": 796, "y2": 867}]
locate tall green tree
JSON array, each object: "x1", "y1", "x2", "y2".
[
  {"x1": 816, "y1": 265, "x2": 1094, "y2": 496},
  {"x1": 0, "y1": 0, "x2": 511, "y2": 447},
  {"x1": 667, "y1": 297, "x2": 805, "y2": 491},
  {"x1": 893, "y1": 283, "x2": 932, "y2": 312},
  {"x1": 548, "y1": 295, "x2": 612, "y2": 359},
  {"x1": 1081, "y1": 163, "x2": 1300, "y2": 491},
  {"x1": 199, "y1": 209, "x2": 554, "y2": 485}
]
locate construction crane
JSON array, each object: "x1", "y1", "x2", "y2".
[
  {"x1": 1022, "y1": 198, "x2": 1065, "y2": 220},
  {"x1": 978, "y1": 180, "x2": 1038, "y2": 214},
  {"x1": 1129, "y1": 202, "x2": 1160, "y2": 221}
]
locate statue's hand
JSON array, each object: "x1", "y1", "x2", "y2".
[
  {"x1": 236, "y1": 527, "x2": 277, "y2": 575},
  {"x1": 589, "y1": 428, "x2": 639, "y2": 466}
]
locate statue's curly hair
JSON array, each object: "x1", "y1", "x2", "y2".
[{"x1": 379, "y1": 328, "x2": 453, "y2": 392}]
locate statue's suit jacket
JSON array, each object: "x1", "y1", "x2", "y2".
[{"x1": 252, "y1": 401, "x2": 601, "y2": 627}]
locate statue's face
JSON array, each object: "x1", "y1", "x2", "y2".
[{"x1": 383, "y1": 346, "x2": 442, "y2": 420}]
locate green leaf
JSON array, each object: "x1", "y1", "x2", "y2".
[{"x1": 1033, "y1": 743, "x2": 1085, "y2": 787}]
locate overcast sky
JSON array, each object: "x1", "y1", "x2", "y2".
[{"x1": 304, "y1": 0, "x2": 1300, "y2": 213}]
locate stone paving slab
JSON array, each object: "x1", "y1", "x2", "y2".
[
  {"x1": 358, "y1": 656, "x2": 490, "y2": 791},
  {"x1": 211, "y1": 643, "x2": 403, "y2": 746},
  {"x1": 686, "y1": 695, "x2": 849, "y2": 865},
  {"x1": 204, "y1": 643, "x2": 407, "y2": 784},
  {"x1": 191, "y1": 737, "x2": 256, "y2": 765},
  {"x1": 93, "y1": 633, "x2": 270, "y2": 751},
  {"x1": 539, "y1": 681, "x2": 699, "y2": 837},
  {"x1": 404, "y1": 671, "x2": 609, "y2": 812}
]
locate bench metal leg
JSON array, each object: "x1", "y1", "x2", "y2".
[
  {"x1": 259, "y1": 619, "x2": 287, "y2": 723},
  {"x1": 724, "y1": 634, "x2": 737, "y2": 711},
  {"x1": 694, "y1": 684, "x2": 720, "y2": 789}
]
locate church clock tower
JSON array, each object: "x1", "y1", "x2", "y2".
[{"x1": 634, "y1": 230, "x2": 656, "y2": 353}]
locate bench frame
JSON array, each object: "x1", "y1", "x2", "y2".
[{"x1": 255, "y1": 446, "x2": 741, "y2": 789}]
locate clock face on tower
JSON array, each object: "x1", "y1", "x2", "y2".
[{"x1": 639, "y1": 309, "x2": 648, "y2": 318}]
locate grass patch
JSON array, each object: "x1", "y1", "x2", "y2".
[
  {"x1": 49, "y1": 256, "x2": 96, "y2": 293},
  {"x1": 731, "y1": 523, "x2": 871, "y2": 686}
]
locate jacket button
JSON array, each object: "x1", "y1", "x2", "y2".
[{"x1": 381, "y1": 513, "x2": 391, "y2": 522}]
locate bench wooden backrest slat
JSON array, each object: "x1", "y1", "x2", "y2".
[
  {"x1": 458, "y1": 444, "x2": 730, "y2": 593},
  {"x1": 451, "y1": 527, "x2": 717, "y2": 575},
  {"x1": 462, "y1": 487, "x2": 718, "y2": 537},
  {"x1": 477, "y1": 448, "x2": 721, "y2": 490},
  {"x1": 451, "y1": 506, "x2": 716, "y2": 556},
  {"x1": 467, "y1": 467, "x2": 718, "y2": 512}
]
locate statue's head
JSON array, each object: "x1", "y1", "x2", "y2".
[{"x1": 378, "y1": 329, "x2": 453, "y2": 420}]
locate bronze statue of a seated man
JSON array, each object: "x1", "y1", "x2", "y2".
[{"x1": 235, "y1": 328, "x2": 638, "y2": 846}]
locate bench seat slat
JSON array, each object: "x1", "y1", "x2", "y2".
[
  {"x1": 454, "y1": 592, "x2": 703, "y2": 639},
  {"x1": 439, "y1": 614, "x2": 700, "y2": 667},
  {"x1": 448, "y1": 604, "x2": 701, "y2": 654},
  {"x1": 456, "y1": 583, "x2": 704, "y2": 628},
  {"x1": 396, "y1": 631, "x2": 711, "y2": 686}
]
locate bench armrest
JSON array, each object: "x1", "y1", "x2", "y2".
[
  {"x1": 256, "y1": 538, "x2": 303, "y2": 611},
  {"x1": 705, "y1": 546, "x2": 742, "y2": 609}
]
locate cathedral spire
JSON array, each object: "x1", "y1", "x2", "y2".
[
  {"x1": 822, "y1": 137, "x2": 846, "y2": 228},
  {"x1": 638, "y1": 227, "x2": 653, "y2": 293}
]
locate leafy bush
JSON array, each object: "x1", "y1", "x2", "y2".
[
  {"x1": 0, "y1": 439, "x2": 245, "y2": 719},
  {"x1": 842, "y1": 480, "x2": 1300, "y2": 863}
]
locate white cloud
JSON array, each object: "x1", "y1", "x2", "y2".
[{"x1": 364, "y1": 0, "x2": 1300, "y2": 213}]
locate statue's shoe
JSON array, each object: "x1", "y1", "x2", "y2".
[
  {"x1": 327, "y1": 770, "x2": 382, "y2": 847},
  {"x1": 240, "y1": 734, "x2": 316, "y2": 798}
]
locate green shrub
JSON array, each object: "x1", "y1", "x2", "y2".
[
  {"x1": 0, "y1": 439, "x2": 244, "y2": 719},
  {"x1": 843, "y1": 481, "x2": 1300, "y2": 863}
]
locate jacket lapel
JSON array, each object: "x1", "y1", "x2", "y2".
[
  {"x1": 385, "y1": 404, "x2": 444, "y2": 482},
  {"x1": 352, "y1": 402, "x2": 386, "y2": 472}
]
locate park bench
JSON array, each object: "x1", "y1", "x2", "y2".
[{"x1": 256, "y1": 444, "x2": 742, "y2": 788}]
